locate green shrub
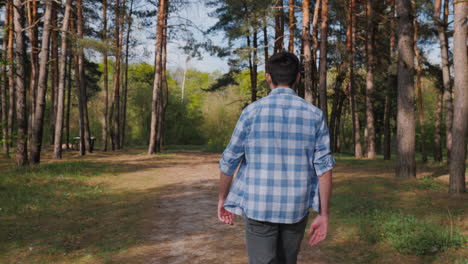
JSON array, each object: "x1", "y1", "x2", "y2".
[
  {"x1": 381, "y1": 213, "x2": 466, "y2": 255},
  {"x1": 414, "y1": 176, "x2": 443, "y2": 190}
]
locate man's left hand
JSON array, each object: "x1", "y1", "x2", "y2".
[{"x1": 218, "y1": 199, "x2": 234, "y2": 225}]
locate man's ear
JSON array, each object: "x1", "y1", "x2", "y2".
[{"x1": 266, "y1": 73, "x2": 273, "y2": 85}]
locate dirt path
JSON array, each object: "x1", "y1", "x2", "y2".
[{"x1": 85, "y1": 150, "x2": 328, "y2": 264}]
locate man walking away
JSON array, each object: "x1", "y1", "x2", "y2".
[{"x1": 217, "y1": 52, "x2": 335, "y2": 264}]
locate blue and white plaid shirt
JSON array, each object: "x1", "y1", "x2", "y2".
[{"x1": 219, "y1": 87, "x2": 335, "y2": 224}]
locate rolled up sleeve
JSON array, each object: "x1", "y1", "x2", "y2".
[
  {"x1": 312, "y1": 112, "x2": 336, "y2": 177},
  {"x1": 219, "y1": 109, "x2": 250, "y2": 176}
]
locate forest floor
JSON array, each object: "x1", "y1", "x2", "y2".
[{"x1": 0, "y1": 147, "x2": 467, "y2": 264}]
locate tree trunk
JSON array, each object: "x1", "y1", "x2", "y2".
[
  {"x1": 302, "y1": 0, "x2": 313, "y2": 103},
  {"x1": 274, "y1": 0, "x2": 284, "y2": 53},
  {"x1": 311, "y1": 0, "x2": 320, "y2": 105},
  {"x1": 158, "y1": 10, "x2": 169, "y2": 150},
  {"x1": 348, "y1": 0, "x2": 362, "y2": 158},
  {"x1": 384, "y1": 0, "x2": 396, "y2": 160},
  {"x1": 76, "y1": 0, "x2": 92, "y2": 153},
  {"x1": 365, "y1": 0, "x2": 376, "y2": 158},
  {"x1": 414, "y1": 18, "x2": 427, "y2": 164},
  {"x1": 53, "y1": 0, "x2": 72, "y2": 159},
  {"x1": 434, "y1": 86, "x2": 443, "y2": 162},
  {"x1": 7, "y1": 2, "x2": 15, "y2": 150},
  {"x1": 434, "y1": 0, "x2": 453, "y2": 162},
  {"x1": 30, "y1": 0, "x2": 53, "y2": 164},
  {"x1": 102, "y1": 0, "x2": 109, "y2": 151},
  {"x1": 288, "y1": 0, "x2": 295, "y2": 53},
  {"x1": 148, "y1": 0, "x2": 167, "y2": 154},
  {"x1": 50, "y1": 3, "x2": 59, "y2": 146},
  {"x1": 71, "y1": 9, "x2": 85, "y2": 156},
  {"x1": 330, "y1": 64, "x2": 346, "y2": 152},
  {"x1": 13, "y1": 0, "x2": 28, "y2": 166},
  {"x1": 66, "y1": 53, "x2": 72, "y2": 149},
  {"x1": 121, "y1": 0, "x2": 134, "y2": 148},
  {"x1": 449, "y1": 1, "x2": 467, "y2": 194},
  {"x1": 318, "y1": 0, "x2": 329, "y2": 123},
  {"x1": 111, "y1": 0, "x2": 122, "y2": 150},
  {"x1": 2, "y1": 3, "x2": 11, "y2": 157},
  {"x1": 252, "y1": 28, "x2": 258, "y2": 102},
  {"x1": 27, "y1": 0, "x2": 39, "y2": 152},
  {"x1": 395, "y1": 0, "x2": 415, "y2": 178}
]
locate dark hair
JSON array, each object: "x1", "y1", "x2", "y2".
[{"x1": 266, "y1": 52, "x2": 300, "y2": 87}]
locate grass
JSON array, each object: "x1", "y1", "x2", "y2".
[
  {"x1": 0, "y1": 160, "x2": 148, "y2": 263},
  {"x1": 0, "y1": 148, "x2": 466, "y2": 263}
]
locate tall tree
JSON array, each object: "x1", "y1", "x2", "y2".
[
  {"x1": 449, "y1": 0, "x2": 467, "y2": 194},
  {"x1": 274, "y1": 0, "x2": 284, "y2": 53},
  {"x1": 288, "y1": 0, "x2": 295, "y2": 53},
  {"x1": 50, "y1": 3, "x2": 59, "y2": 145},
  {"x1": 434, "y1": 0, "x2": 453, "y2": 162},
  {"x1": 318, "y1": 0, "x2": 329, "y2": 123},
  {"x1": 1, "y1": 3, "x2": 11, "y2": 156},
  {"x1": 383, "y1": 0, "x2": 396, "y2": 160},
  {"x1": 13, "y1": 0, "x2": 28, "y2": 166},
  {"x1": 53, "y1": 0, "x2": 73, "y2": 159},
  {"x1": 365, "y1": 0, "x2": 376, "y2": 158},
  {"x1": 26, "y1": 0, "x2": 39, "y2": 150},
  {"x1": 148, "y1": 0, "x2": 168, "y2": 154},
  {"x1": 302, "y1": 0, "x2": 313, "y2": 103},
  {"x1": 7, "y1": 2, "x2": 15, "y2": 151},
  {"x1": 102, "y1": 0, "x2": 109, "y2": 151},
  {"x1": 395, "y1": 0, "x2": 415, "y2": 178},
  {"x1": 77, "y1": 0, "x2": 92, "y2": 153},
  {"x1": 414, "y1": 17, "x2": 427, "y2": 164},
  {"x1": 311, "y1": 0, "x2": 320, "y2": 105},
  {"x1": 30, "y1": 0, "x2": 53, "y2": 164},
  {"x1": 121, "y1": 0, "x2": 135, "y2": 148},
  {"x1": 111, "y1": 0, "x2": 122, "y2": 150},
  {"x1": 349, "y1": 0, "x2": 362, "y2": 158}
]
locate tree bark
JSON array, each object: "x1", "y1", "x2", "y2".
[
  {"x1": 311, "y1": 0, "x2": 320, "y2": 105},
  {"x1": 26, "y1": 0, "x2": 38, "y2": 151},
  {"x1": 414, "y1": 18, "x2": 427, "y2": 164},
  {"x1": 395, "y1": 0, "x2": 415, "y2": 178},
  {"x1": 53, "y1": 0, "x2": 72, "y2": 159},
  {"x1": 288, "y1": 0, "x2": 295, "y2": 53},
  {"x1": 302, "y1": 0, "x2": 313, "y2": 103},
  {"x1": 263, "y1": 17, "x2": 269, "y2": 73},
  {"x1": 158, "y1": 9, "x2": 169, "y2": 151},
  {"x1": 1, "y1": 3, "x2": 11, "y2": 157},
  {"x1": 365, "y1": 0, "x2": 376, "y2": 158},
  {"x1": 121, "y1": 0, "x2": 134, "y2": 148},
  {"x1": 318, "y1": 0, "x2": 329, "y2": 123},
  {"x1": 111, "y1": 0, "x2": 122, "y2": 150},
  {"x1": 449, "y1": 1, "x2": 467, "y2": 194},
  {"x1": 434, "y1": 0, "x2": 453, "y2": 162},
  {"x1": 274, "y1": 0, "x2": 284, "y2": 53},
  {"x1": 30, "y1": 0, "x2": 53, "y2": 164},
  {"x1": 66, "y1": 53, "x2": 72, "y2": 149},
  {"x1": 434, "y1": 85, "x2": 443, "y2": 162},
  {"x1": 384, "y1": 0, "x2": 396, "y2": 160},
  {"x1": 71, "y1": 8, "x2": 85, "y2": 155},
  {"x1": 148, "y1": 0, "x2": 167, "y2": 154},
  {"x1": 50, "y1": 3, "x2": 59, "y2": 146},
  {"x1": 102, "y1": 0, "x2": 109, "y2": 151},
  {"x1": 348, "y1": 0, "x2": 362, "y2": 158},
  {"x1": 7, "y1": 3, "x2": 15, "y2": 150},
  {"x1": 13, "y1": 0, "x2": 28, "y2": 166}
]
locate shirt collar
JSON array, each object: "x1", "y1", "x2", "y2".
[{"x1": 269, "y1": 87, "x2": 297, "y2": 95}]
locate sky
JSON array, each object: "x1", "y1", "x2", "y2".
[{"x1": 131, "y1": 2, "x2": 230, "y2": 73}]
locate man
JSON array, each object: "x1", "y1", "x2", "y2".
[{"x1": 217, "y1": 52, "x2": 335, "y2": 264}]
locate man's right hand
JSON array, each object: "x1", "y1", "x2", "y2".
[
  {"x1": 218, "y1": 199, "x2": 234, "y2": 225},
  {"x1": 308, "y1": 214, "x2": 329, "y2": 246}
]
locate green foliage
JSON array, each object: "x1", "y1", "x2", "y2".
[
  {"x1": 414, "y1": 176, "x2": 443, "y2": 190},
  {"x1": 333, "y1": 191, "x2": 466, "y2": 256},
  {"x1": 381, "y1": 213, "x2": 466, "y2": 255}
]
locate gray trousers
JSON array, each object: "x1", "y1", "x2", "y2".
[{"x1": 245, "y1": 214, "x2": 308, "y2": 264}]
